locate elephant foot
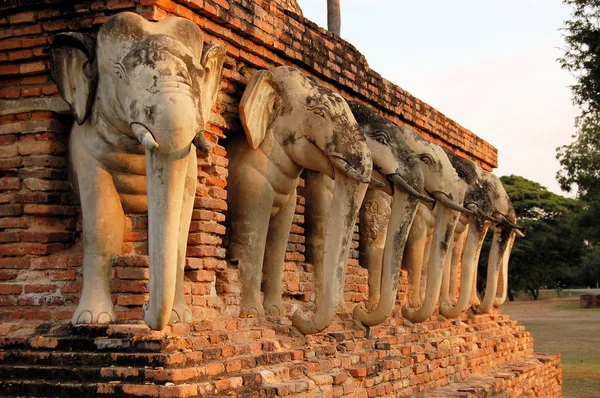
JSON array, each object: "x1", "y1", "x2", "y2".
[
  {"x1": 240, "y1": 303, "x2": 265, "y2": 318},
  {"x1": 170, "y1": 303, "x2": 193, "y2": 324},
  {"x1": 263, "y1": 299, "x2": 285, "y2": 316},
  {"x1": 71, "y1": 300, "x2": 116, "y2": 325}
]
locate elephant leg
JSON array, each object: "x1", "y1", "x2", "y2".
[
  {"x1": 403, "y1": 214, "x2": 427, "y2": 309},
  {"x1": 262, "y1": 190, "x2": 297, "y2": 316},
  {"x1": 171, "y1": 151, "x2": 198, "y2": 323},
  {"x1": 440, "y1": 238, "x2": 454, "y2": 306},
  {"x1": 229, "y1": 170, "x2": 274, "y2": 318},
  {"x1": 71, "y1": 140, "x2": 123, "y2": 324},
  {"x1": 359, "y1": 189, "x2": 392, "y2": 310},
  {"x1": 449, "y1": 231, "x2": 467, "y2": 303},
  {"x1": 469, "y1": 262, "x2": 481, "y2": 307},
  {"x1": 304, "y1": 171, "x2": 335, "y2": 308}
]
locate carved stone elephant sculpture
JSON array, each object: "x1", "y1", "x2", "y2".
[
  {"x1": 473, "y1": 171, "x2": 521, "y2": 313},
  {"x1": 437, "y1": 150, "x2": 522, "y2": 317},
  {"x1": 303, "y1": 100, "x2": 434, "y2": 327},
  {"x1": 399, "y1": 136, "x2": 471, "y2": 323},
  {"x1": 228, "y1": 66, "x2": 372, "y2": 334},
  {"x1": 51, "y1": 12, "x2": 226, "y2": 330},
  {"x1": 438, "y1": 151, "x2": 496, "y2": 319}
]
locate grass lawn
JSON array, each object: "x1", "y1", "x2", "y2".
[{"x1": 502, "y1": 299, "x2": 600, "y2": 398}]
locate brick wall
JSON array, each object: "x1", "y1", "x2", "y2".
[{"x1": 0, "y1": 0, "x2": 497, "y2": 324}]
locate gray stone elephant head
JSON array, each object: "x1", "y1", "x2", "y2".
[
  {"x1": 227, "y1": 66, "x2": 372, "y2": 334},
  {"x1": 51, "y1": 12, "x2": 226, "y2": 330},
  {"x1": 474, "y1": 171, "x2": 521, "y2": 313},
  {"x1": 399, "y1": 132, "x2": 471, "y2": 323},
  {"x1": 437, "y1": 151, "x2": 521, "y2": 317},
  {"x1": 438, "y1": 151, "x2": 495, "y2": 319},
  {"x1": 303, "y1": 101, "x2": 433, "y2": 328},
  {"x1": 348, "y1": 101, "x2": 433, "y2": 326}
]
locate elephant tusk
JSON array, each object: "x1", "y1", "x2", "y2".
[
  {"x1": 131, "y1": 123, "x2": 159, "y2": 152},
  {"x1": 329, "y1": 155, "x2": 371, "y2": 184},
  {"x1": 515, "y1": 229, "x2": 526, "y2": 238},
  {"x1": 193, "y1": 131, "x2": 211, "y2": 152},
  {"x1": 431, "y1": 191, "x2": 472, "y2": 215},
  {"x1": 492, "y1": 212, "x2": 523, "y2": 230},
  {"x1": 388, "y1": 173, "x2": 434, "y2": 203},
  {"x1": 465, "y1": 203, "x2": 496, "y2": 223},
  {"x1": 369, "y1": 174, "x2": 386, "y2": 188}
]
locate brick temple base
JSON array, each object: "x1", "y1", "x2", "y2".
[{"x1": 0, "y1": 310, "x2": 561, "y2": 397}]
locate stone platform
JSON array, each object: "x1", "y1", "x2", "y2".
[{"x1": 0, "y1": 311, "x2": 561, "y2": 397}]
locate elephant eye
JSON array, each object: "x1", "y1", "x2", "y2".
[
  {"x1": 418, "y1": 153, "x2": 434, "y2": 165},
  {"x1": 370, "y1": 131, "x2": 390, "y2": 146},
  {"x1": 308, "y1": 105, "x2": 329, "y2": 119},
  {"x1": 111, "y1": 61, "x2": 127, "y2": 80}
]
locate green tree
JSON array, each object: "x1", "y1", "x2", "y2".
[
  {"x1": 559, "y1": 0, "x2": 600, "y2": 114},
  {"x1": 557, "y1": 1, "x2": 600, "y2": 287},
  {"x1": 477, "y1": 175, "x2": 585, "y2": 300}
]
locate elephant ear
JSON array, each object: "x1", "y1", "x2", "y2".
[
  {"x1": 200, "y1": 43, "x2": 226, "y2": 130},
  {"x1": 239, "y1": 70, "x2": 282, "y2": 149},
  {"x1": 51, "y1": 32, "x2": 97, "y2": 125}
]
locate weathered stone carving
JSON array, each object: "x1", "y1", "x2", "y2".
[
  {"x1": 304, "y1": 101, "x2": 435, "y2": 327},
  {"x1": 439, "y1": 151, "x2": 522, "y2": 317},
  {"x1": 398, "y1": 134, "x2": 471, "y2": 323},
  {"x1": 51, "y1": 12, "x2": 226, "y2": 330},
  {"x1": 473, "y1": 171, "x2": 521, "y2": 313},
  {"x1": 228, "y1": 66, "x2": 372, "y2": 334}
]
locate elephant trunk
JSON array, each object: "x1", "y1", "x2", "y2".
[
  {"x1": 439, "y1": 219, "x2": 488, "y2": 319},
  {"x1": 135, "y1": 101, "x2": 198, "y2": 330},
  {"x1": 353, "y1": 188, "x2": 418, "y2": 326},
  {"x1": 142, "y1": 146, "x2": 192, "y2": 330},
  {"x1": 475, "y1": 227, "x2": 512, "y2": 314},
  {"x1": 402, "y1": 197, "x2": 460, "y2": 323},
  {"x1": 493, "y1": 232, "x2": 516, "y2": 307},
  {"x1": 293, "y1": 170, "x2": 367, "y2": 334}
]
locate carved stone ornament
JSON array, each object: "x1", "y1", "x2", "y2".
[{"x1": 51, "y1": 12, "x2": 226, "y2": 330}]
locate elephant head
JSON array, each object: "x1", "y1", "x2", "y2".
[
  {"x1": 52, "y1": 12, "x2": 226, "y2": 330},
  {"x1": 342, "y1": 101, "x2": 434, "y2": 326},
  {"x1": 438, "y1": 151, "x2": 495, "y2": 319},
  {"x1": 228, "y1": 66, "x2": 372, "y2": 334},
  {"x1": 474, "y1": 171, "x2": 520, "y2": 313},
  {"x1": 399, "y1": 130, "x2": 471, "y2": 323}
]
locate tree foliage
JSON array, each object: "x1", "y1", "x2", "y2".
[
  {"x1": 559, "y1": 0, "x2": 600, "y2": 114},
  {"x1": 556, "y1": 1, "x2": 600, "y2": 288},
  {"x1": 477, "y1": 176, "x2": 586, "y2": 300}
]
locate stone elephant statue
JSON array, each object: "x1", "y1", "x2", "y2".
[
  {"x1": 303, "y1": 100, "x2": 434, "y2": 327},
  {"x1": 227, "y1": 66, "x2": 373, "y2": 334},
  {"x1": 399, "y1": 136, "x2": 471, "y2": 324},
  {"x1": 473, "y1": 171, "x2": 522, "y2": 313},
  {"x1": 437, "y1": 150, "x2": 522, "y2": 317},
  {"x1": 51, "y1": 12, "x2": 226, "y2": 330},
  {"x1": 438, "y1": 151, "x2": 496, "y2": 319}
]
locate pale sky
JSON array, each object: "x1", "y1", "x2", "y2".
[{"x1": 296, "y1": 0, "x2": 579, "y2": 195}]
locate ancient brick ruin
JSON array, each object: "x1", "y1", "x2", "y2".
[{"x1": 0, "y1": 0, "x2": 561, "y2": 396}]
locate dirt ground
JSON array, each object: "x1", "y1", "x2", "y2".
[{"x1": 502, "y1": 299, "x2": 600, "y2": 398}]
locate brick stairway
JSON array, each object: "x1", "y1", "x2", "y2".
[{"x1": 0, "y1": 312, "x2": 561, "y2": 397}]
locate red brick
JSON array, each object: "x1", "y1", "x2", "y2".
[
  {"x1": 19, "y1": 61, "x2": 48, "y2": 75},
  {"x1": 0, "y1": 87, "x2": 20, "y2": 99},
  {"x1": 23, "y1": 284, "x2": 58, "y2": 294},
  {"x1": 0, "y1": 37, "x2": 21, "y2": 50},
  {"x1": 41, "y1": 20, "x2": 67, "y2": 31},
  {"x1": 0, "y1": 284, "x2": 22, "y2": 295},
  {"x1": 9, "y1": 12, "x2": 35, "y2": 24},
  {"x1": 107, "y1": 0, "x2": 135, "y2": 10},
  {"x1": 116, "y1": 268, "x2": 149, "y2": 280}
]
